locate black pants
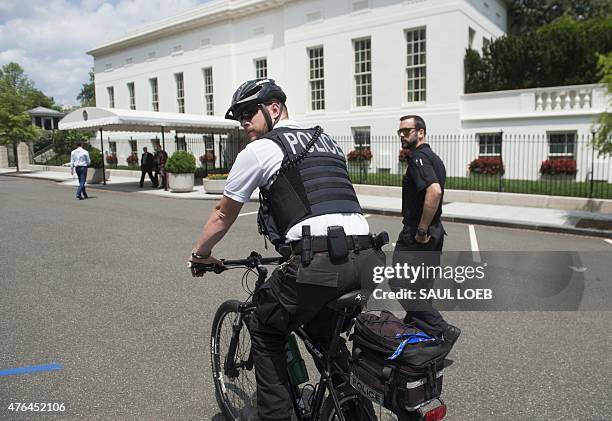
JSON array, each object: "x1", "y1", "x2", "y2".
[
  {"x1": 391, "y1": 223, "x2": 448, "y2": 337},
  {"x1": 249, "y1": 248, "x2": 384, "y2": 420},
  {"x1": 139, "y1": 168, "x2": 157, "y2": 187}
]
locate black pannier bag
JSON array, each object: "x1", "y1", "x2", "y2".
[{"x1": 349, "y1": 310, "x2": 453, "y2": 411}]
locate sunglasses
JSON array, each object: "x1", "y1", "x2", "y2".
[
  {"x1": 235, "y1": 103, "x2": 262, "y2": 121},
  {"x1": 397, "y1": 127, "x2": 418, "y2": 137}
]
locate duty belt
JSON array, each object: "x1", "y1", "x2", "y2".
[{"x1": 290, "y1": 235, "x2": 374, "y2": 255}]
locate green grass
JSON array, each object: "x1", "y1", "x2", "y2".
[{"x1": 348, "y1": 172, "x2": 612, "y2": 199}]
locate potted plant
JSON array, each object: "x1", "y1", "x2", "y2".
[
  {"x1": 539, "y1": 158, "x2": 577, "y2": 180},
  {"x1": 105, "y1": 153, "x2": 118, "y2": 168},
  {"x1": 199, "y1": 151, "x2": 216, "y2": 166},
  {"x1": 398, "y1": 148, "x2": 410, "y2": 173},
  {"x1": 202, "y1": 173, "x2": 228, "y2": 194},
  {"x1": 126, "y1": 153, "x2": 139, "y2": 169},
  {"x1": 468, "y1": 157, "x2": 505, "y2": 176},
  {"x1": 86, "y1": 148, "x2": 111, "y2": 184},
  {"x1": 165, "y1": 150, "x2": 196, "y2": 192},
  {"x1": 346, "y1": 147, "x2": 372, "y2": 182}
]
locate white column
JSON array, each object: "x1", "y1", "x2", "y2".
[{"x1": 0, "y1": 145, "x2": 9, "y2": 168}]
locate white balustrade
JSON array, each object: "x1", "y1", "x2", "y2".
[{"x1": 534, "y1": 88, "x2": 592, "y2": 112}]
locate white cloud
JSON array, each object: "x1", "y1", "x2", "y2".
[{"x1": 0, "y1": 0, "x2": 204, "y2": 106}]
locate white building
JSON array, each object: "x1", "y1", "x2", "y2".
[{"x1": 87, "y1": 0, "x2": 610, "y2": 181}]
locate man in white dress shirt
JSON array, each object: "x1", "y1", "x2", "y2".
[{"x1": 70, "y1": 142, "x2": 90, "y2": 200}]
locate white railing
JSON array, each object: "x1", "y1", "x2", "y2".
[{"x1": 534, "y1": 87, "x2": 592, "y2": 111}]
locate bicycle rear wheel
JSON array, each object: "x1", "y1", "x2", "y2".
[
  {"x1": 319, "y1": 384, "x2": 378, "y2": 421},
  {"x1": 210, "y1": 299, "x2": 257, "y2": 420}
]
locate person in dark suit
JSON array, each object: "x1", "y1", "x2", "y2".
[{"x1": 139, "y1": 147, "x2": 157, "y2": 188}]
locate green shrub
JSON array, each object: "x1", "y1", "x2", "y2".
[
  {"x1": 89, "y1": 148, "x2": 103, "y2": 168},
  {"x1": 165, "y1": 151, "x2": 196, "y2": 174}
]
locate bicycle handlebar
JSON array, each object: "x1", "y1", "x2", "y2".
[{"x1": 188, "y1": 252, "x2": 281, "y2": 276}]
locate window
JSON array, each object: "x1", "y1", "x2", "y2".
[
  {"x1": 109, "y1": 141, "x2": 117, "y2": 154},
  {"x1": 176, "y1": 136, "x2": 186, "y2": 151},
  {"x1": 43, "y1": 118, "x2": 52, "y2": 130},
  {"x1": 129, "y1": 139, "x2": 138, "y2": 153},
  {"x1": 255, "y1": 58, "x2": 267, "y2": 79},
  {"x1": 468, "y1": 27, "x2": 475, "y2": 49},
  {"x1": 150, "y1": 78, "x2": 159, "y2": 112},
  {"x1": 353, "y1": 37, "x2": 372, "y2": 107},
  {"x1": 34, "y1": 116, "x2": 42, "y2": 127},
  {"x1": 107, "y1": 86, "x2": 115, "y2": 108},
  {"x1": 175, "y1": 73, "x2": 185, "y2": 113},
  {"x1": 127, "y1": 82, "x2": 135, "y2": 110},
  {"x1": 478, "y1": 133, "x2": 502, "y2": 156},
  {"x1": 203, "y1": 67, "x2": 214, "y2": 116},
  {"x1": 151, "y1": 138, "x2": 161, "y2": 149},
  {"x1": 406, "y1": 28, "x2": 426, "y2": 102},
  {"x1": 548, "y1": 132, "x2": 576, "y2": 158},
  {"x1": 483, "y1": 37, "x2": 491, "y2": 51},
  {"x1": 308, "y1": 46, "x2": 325, "y2": 111},
  {"x1": 352, "y1": 126, "x2": 371, "y2": 148}
]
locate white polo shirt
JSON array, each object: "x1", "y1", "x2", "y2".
[{"x1": 224, "y1": 120, "x2": 369, "y2": 241}]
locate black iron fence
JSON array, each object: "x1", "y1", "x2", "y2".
[
  {"x1": 180, "y1": 132, "x2": 249, "y2": 177},
  {"x1": 24, "y1": 131, "x2": 611, "y2": 199},
  {"x1": 179, "y1": 132, "x2": 612, "y2": 199},
  {"x1": 333, "y1": 133, "x2": 612, "y2": 199}
]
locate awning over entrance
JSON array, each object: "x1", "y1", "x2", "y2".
[{"x1": 58, "y1": 107, "x2": 240, "y2": 133}]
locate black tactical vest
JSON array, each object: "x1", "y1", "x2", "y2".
[{"x1": 257, "y1": 126, "x2": 362, "y2": 246}]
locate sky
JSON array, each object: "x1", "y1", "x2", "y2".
[{"x1": 0, "y1": 0, "x2": 209, "y2": 108}]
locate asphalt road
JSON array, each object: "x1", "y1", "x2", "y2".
[{"x1": 1, "y1": 176, "x2": 611, "y2": 420}]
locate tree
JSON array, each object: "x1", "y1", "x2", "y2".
[
  {"x1": 0, "y1": 78, "x2": 41, "y2": 170},
  {"x1": 509, "y1": 0, "x2": 612, "y2": 35},
  {"x1": 77, "y1": 69, "x2": 96, "y2": 107},
  {"x1": 0, "y1": 62, "x2": 53, "y2": 170},
  {"x1": 593, "y1": 52, "x2": 612, "y2": 155},
  {"x1": 464, "y1": 17, "x2": 612, "y2": 93}
]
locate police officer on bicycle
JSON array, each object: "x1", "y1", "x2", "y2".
[{"x1": 189, "y1": 78, "x2": 385, "y2": 421}]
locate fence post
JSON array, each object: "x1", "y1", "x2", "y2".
[
  {"x1": 499, "y1": 130, "x2": 504, "y2": 192},
  {"x1": 590, "y1": 131, "x2": 595, "y2": 199}
]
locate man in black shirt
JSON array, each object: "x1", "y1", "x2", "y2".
[{"x1": 392, "y1": 115, "x2": 460, "y2": 345}]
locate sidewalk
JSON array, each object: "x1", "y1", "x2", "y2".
[{"x1": 3, "y1": 168, "x2": 611, "y2": 238}]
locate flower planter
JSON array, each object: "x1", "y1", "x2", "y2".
[
  {"x1": 86, "y1": 168, "x2": 110, "y2": 184},
  {"x1": 168, "y1": 172, "x2": 195, "y2": 192},
  {"x1": 540, "y1": 173, "x2": 576, "y2": 181},
  {"x1": 202, "y1": 178, "x2": 226, "y2": 194}
]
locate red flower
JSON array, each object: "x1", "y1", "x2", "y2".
[
  {"x1": 539, "y1": 159, "x2": 577, "y2": 175},
  {"x1": 398, "y1": 149, "x2": 410, "y2": 163},
  {"x1": 468, "y1": 157, "x2": 505, "y2": 176},
  {"x1": 126, "y1": 153, "x2": 138, "y2": 165},
  {"x1": 347, "y1": 148, "x2": 373, "y2": 162},
  {"x1": 105, "y1": 153, "x2": 118, "y2": 164},
  {"x1": 199, "y1": 151, "x2": 216, "y2": 163}
]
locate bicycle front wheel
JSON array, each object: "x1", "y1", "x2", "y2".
[{"x1": 210, "y1": 299, "x2": 258, "y2": 421}]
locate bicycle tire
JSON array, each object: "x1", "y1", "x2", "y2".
[
  {"x1": 210, "y1": 299, "x2": 257, "y2": 420},
  {"x1": 319, "y1": 384, "x2": 378, "y2": 421}
]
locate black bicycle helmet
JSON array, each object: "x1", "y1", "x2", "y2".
[{"x1": 225, "y1": 78, "x2": 287, "y2": 120}]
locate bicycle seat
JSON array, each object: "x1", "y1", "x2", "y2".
[{"x1": 327, "y1": 289, "x2": 369, "y2": 313}]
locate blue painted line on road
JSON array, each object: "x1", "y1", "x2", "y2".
[{"x1": 0, "y1": 363, "x2": 63, "y2": 377}]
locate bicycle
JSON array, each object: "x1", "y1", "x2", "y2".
[{"x1": 190, "y1": 251, "x2": 448, "y2": 421}]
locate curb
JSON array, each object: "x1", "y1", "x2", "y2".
[
  {"x1": 362, "y1": 207, "x2": 612, "y2": 239},
  {"x1": 5, "y1": 172, "x2": 610, "y2": 238}
]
